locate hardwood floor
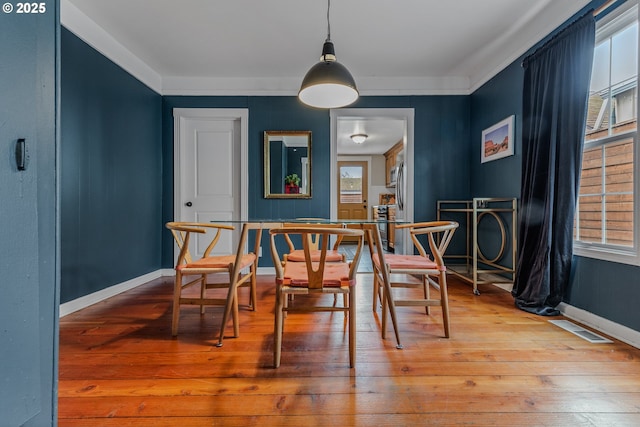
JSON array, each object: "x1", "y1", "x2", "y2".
[{"x1": 58, "y1": 273, "x2": 640, "y2": 426}]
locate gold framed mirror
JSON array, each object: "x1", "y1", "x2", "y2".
[{"x1": 264, "y1": 130, "x2": 312, "y2": 198}]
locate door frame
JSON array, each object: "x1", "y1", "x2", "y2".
[
  {"x1": 330, "y1": 108, "x2": 414, "y2": 254},
  {"x1": 172, "y1": 108, "x2": 249, "y2": 245}
]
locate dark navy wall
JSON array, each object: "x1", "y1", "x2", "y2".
[
  {"x1": 469, "y1": 0, "x2": 640, "y2": 332},
  {"x1": 467, "y1": 61, "x2": 523, "y2": 271},
  {"x1": 161, "y1": 95, "x2": 470, "y2": 268},
  {"x1": 61, "y1": 0, "x2": 640, "y2": 335},
  {"x1": 269, "y1": 141, "x2": 284, "y2": 192},
  {"x1": 161, "y1": 96, "x2": 330, "y2": 267},
  {"x1": 60, "y1": 28, "x2": 163, "y2": 303},
  {"x1": 470, "y1": 61, "x2": 523, "y2": 198},
  {"x1": 286, "y1": 146, "x2": 306, "y2": 185}
]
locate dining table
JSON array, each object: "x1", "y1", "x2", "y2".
[{"x1": 213, "y1": 218, "x2": 407, "y2": 349}]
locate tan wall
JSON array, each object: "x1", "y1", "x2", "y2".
[{"x1": 370, "y1": 155, "x2": 386, "y2": 186}]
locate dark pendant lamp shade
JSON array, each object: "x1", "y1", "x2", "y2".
[{"x1": 298, "y1": 13, "x2": 359, "y2": 108}]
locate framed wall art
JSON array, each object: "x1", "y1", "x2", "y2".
[{"x1": 481, "y1": 115, "x2": 514, "y2": 163}]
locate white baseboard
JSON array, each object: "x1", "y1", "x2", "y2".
[
  {"x1": 558, "y1": 302, "x2": 640, "y2": 349},
  {"x1": 491, "y1": 282, "x2": 514, "y2": 293},
  {"x1": 60, "y1": 267, "x2": 275, "y2": 318},
  {"x1": 257, "y1": 266, "x2": 276, "y2": 275},
  {"x1": 59, "y1": 269, "x2": 174, "y2": 317},
  {"x1": 62, "y1": 268, "x2": 638, "y2": 351}
]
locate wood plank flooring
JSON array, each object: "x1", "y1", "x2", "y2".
[{"x1": 58, "y1": 273, "x2": 640, "y2": 426}]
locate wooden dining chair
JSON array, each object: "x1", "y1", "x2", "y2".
[
  {"x1": 281, "y1": 221, "x2": 346, "y2": 263},
  {"x1": 165, "y1": 222, "x2": 261, "y2": 347},
  {"x1": 281, "y1": 222, "x2": 347, "y2": 307},
  {"x1": 269, "y1": 226, "x2": 365, "y2": 368},
  {"x1": 371, "y1": 221, "x2": 459, "y2": 349}
]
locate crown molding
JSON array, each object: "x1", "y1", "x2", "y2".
[
  {"x1": 59, "y1": 0, "x2": 473, "y2": 96},
  {"x1": 161, "y1": 75, "x2": 472, "y2": 96},
  {"x1": 465, "y1": 0, "x2": 592, "y2": 92},
  {"x1": 60, "y1": 0, "x2": 589, "y2": 97}
]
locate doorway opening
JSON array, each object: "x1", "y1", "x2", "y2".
[{"x1": 330, "y1": 108, "x2": 414, "y2": 254}]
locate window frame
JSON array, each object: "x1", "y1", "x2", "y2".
[{"x1": 573, "y1": 0, "x2": 640, "y2": 266}]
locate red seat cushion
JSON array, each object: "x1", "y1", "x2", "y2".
[
  {"x1": 279, "y1": 261, "x2": 354, "y2": 287},
  {"x1": 372, "y1": 253, "x2": 445, "y2": 272},
  {"x1": 286, "y1": 249, "x2": 344, "y2": 263},
  {"x1": 178, "y1": 253, "x2": 257, "y2": 271}
]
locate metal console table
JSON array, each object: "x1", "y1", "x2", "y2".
[{"x1": 437, "y1": 198, "x2": 517, "y2": 295}]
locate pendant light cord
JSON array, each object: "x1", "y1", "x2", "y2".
[{"x1": 326, "y1": 0, "x2": 331, "y2": 41}]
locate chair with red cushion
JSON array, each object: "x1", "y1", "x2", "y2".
[
  {"x1": 280, "y1": 222, "x2": 348, "y2": 308},
  {"x1": 269, "y1": 226, "x2": 364, "y2": 368},
  {"x1": 371, "y1": 221, "x2": 459, "y2": 349},
  {"x1": 282, "y1": 221, "x2": 346, "y2": 263},
  {"x1": 166, "y1": 222, "x2": 261, "y2": 347}
]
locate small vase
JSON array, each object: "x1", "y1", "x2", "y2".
[{"x1": 285, "y1": 184, "x2": 299, "y2": 194}]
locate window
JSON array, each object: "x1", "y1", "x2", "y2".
[
  {"x1": 574, "y1": 0, "x2": 639, "y2": 264},
  {"x1": 339, "y1": 165, "x2": 364, "y2": 203}
]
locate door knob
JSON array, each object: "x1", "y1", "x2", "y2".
[{"x1": 185, "y1": 201, "x2": 192, "y2": 207}]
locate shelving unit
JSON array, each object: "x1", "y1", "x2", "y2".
[{"x1": 437, "y1": 198, "x2": 517, "y2": 295}]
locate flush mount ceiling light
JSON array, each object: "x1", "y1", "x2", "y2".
[
  {"x1": 298, "y1": 0, "x2": 359, "y2": 109},
  {"x1": 350, "y1": 133, "x2": 368, "y2": 144}
]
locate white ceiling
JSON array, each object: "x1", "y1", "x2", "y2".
[
  {"x1": 337, "y1": 117, "x2": 406, "y2": 155},
  {"x1": 62, "y1": 0, "x2": 591, "y2": 154}
]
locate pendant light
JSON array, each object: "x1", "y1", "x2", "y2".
[{"x1": 298, "y1": 0, "x2": 359, "y2": 109}]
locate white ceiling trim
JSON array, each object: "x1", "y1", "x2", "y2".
[
  {"x1": 465, "y1": 0, "x2": 593, "y2": 92},
  {"x1": 355, "y1": 76, "x2": 471, "y2": 96},
  {"x1": 161, "y1": 76, "x2": 301, "y2": 97},
  {"x1": 61, "y1": 0, "x2": 162, "y2": 93},
  {"x1": 58, "y1": 0, "x2": 475, "y2": 96},
  {"x1": 160, "y1": 75, "x2": 472, "y2": 97},
  {"x1": 61, "y1": 0, "x2": 591, "y2": 97}
]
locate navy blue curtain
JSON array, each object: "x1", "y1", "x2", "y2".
[{"x1": 512, "y1": 12, "x2": 595, "y2": 315}]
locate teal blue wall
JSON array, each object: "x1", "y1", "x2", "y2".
[
  {"x1": 61, "y1": 25, "x2": 470, "y2": 294},
  {"x1": 161, "y1": 95, "x2": 470, "y2": 267},
  {"x1": 470, "y1": 0, "x2": 640, "y2": 332},
  {"x1": 61, "y1": 28, "x2": 163, "y2": 303},
  {"x1": 470, "y1": 60, "x2": 524, "y2": 199},
  {"x1": 61, "y1": 0, "x2": 639, "y2": 333},
  {"x1": 467, "y1": 61, "x2": 523, "y2": 273}
]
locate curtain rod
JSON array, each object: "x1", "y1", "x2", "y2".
[
  {"x1": 594, "y1": 0, "x2": 616, "y2": 16},
  {"x1": 522, "y1": 9, "x2": 595, "y2": 68},
  {"x1": 522, "y1": 0, "x2": 618, "y2": 68}
]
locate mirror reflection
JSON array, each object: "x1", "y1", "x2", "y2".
[{"x1": 264, "y1": 130, "x2": 312, "y2": 198}]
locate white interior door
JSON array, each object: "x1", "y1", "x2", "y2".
[{"x1": 174, "y1": 109, "x2": 248, "y2": 259}]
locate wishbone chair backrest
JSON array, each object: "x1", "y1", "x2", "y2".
[
  {"x1": 166, "y1": 222, "x2": 235, "y2": 265},
  {"x1": 408, "y1": 221, "x2": 459, "y2": 267}
]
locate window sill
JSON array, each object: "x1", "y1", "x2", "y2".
[{"x1": 573, "y1": 244, "x2": 640, "y2": 266}]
